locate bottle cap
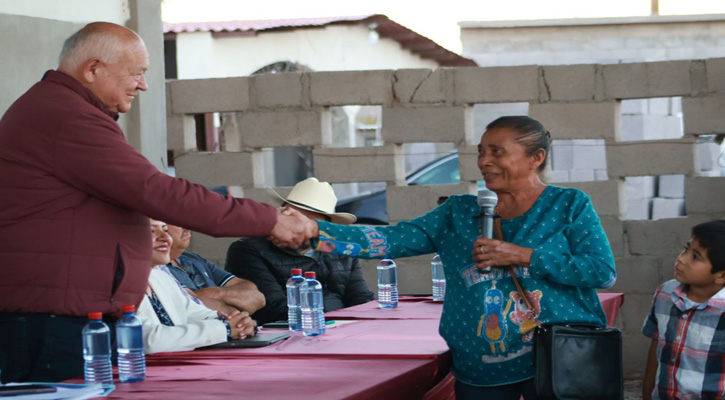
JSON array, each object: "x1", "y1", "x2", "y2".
[
  {"x1": 291, "y1": 269, "x2": 302, "y2": 275},
  {"x1": 303, "y1": 271, "x2": 316, "y2": 278},
  {"x1": 121, "y1": 305, "x2": 136, "y2": 313},
  {"x1": 88, "y1": 312, "x2": 103, "y2": 320}
]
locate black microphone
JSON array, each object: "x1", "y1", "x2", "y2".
[{"x1": 477, "y1": 188, "x2": 498, "y2": 272}]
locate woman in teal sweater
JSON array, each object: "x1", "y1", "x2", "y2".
[{"x1": 282, "y1": 116, "x2": 616, "y2": 399}]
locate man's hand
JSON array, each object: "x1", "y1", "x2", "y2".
[
  {"x1": 227, "y1": 311, "x2": 257, "y2": 339},
  {"x1": 267, "y1": 207, "x2": 318, "y2": 248}
]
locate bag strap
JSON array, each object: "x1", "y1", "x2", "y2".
[{"x1": 494, "y1": 218, "x2": 534, "y2": 310}]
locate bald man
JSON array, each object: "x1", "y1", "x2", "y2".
[{"x1": 0, "y1": 22, "x2": 311, "y2": 383}]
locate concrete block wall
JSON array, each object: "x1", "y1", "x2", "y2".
[{"x1": 167, "y1": 58, "x2": 725, "y2": 379}]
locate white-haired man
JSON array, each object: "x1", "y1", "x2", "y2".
[{"x1": 0, "y1": 22, "x2": 310, "y2": 383}]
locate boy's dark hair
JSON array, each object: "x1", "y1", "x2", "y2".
[{"x1": 692, "y1": 220, "x2": 725, "y2": 273}]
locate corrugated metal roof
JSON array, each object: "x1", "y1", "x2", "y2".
[{"x1": 164, "y1": 14, "x2": 476, "y2": 67}]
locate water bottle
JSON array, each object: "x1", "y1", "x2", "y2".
[
  {"x1": 82, "y1": 312, "x2": 113, "y2": 387},
  {"x1": 116, "y1": 305, "x2": 146, "y2": 383},
  {"x1": 300, "y1": 271, "x2": 325, "y2": 336},
  {"x1": 377, "y1": 259, "x2": 398, "y2": 308},
  {"x1": 431, "y1": 254, "x2": 446, "y2": 301},
  {"x1": 286, "y1": 268, "x2": 305, "y2": 332}
]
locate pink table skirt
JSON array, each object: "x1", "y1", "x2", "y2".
[
  {"x1": 105, "y1": 356, "x2": 448, "y2": 400},
  {"x1": 325, "y1": 293, "x2": 624, "y2": 326},
  {"x1": 150, "y1": 318, "x2": 449, "y2": 362}
]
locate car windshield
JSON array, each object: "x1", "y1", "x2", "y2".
[{"x1": 408, "y1": 156, "x2": 461, "y2": 185}]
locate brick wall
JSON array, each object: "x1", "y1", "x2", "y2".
[{"x1": 166, "y1": 59, "x2": 725, "y2": 378}]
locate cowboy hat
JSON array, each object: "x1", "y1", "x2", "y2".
[{"x1": 266, "y1": 177, "x2": 357, "y2": 225}]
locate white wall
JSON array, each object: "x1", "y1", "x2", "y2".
[{"x1": 175, "y1": 24, "x2": 438, "y2": 78}]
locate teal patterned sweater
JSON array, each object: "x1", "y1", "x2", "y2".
[{"x1": 313, "y1": 185, "x2": 617, "y2": 387}]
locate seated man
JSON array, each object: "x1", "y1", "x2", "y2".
[
  {"x1": 165, "y1": 225, "x2": 266, "y2": 316},
  {"x1": 226, "y1": 178, "x2": 374, "y2": 324}
]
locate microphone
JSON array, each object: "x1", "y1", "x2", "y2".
[{"x1": 477, "y1": 188, "x2": 498, "y2": 272}]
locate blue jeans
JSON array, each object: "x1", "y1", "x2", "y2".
[{"x1": 455, "y1": 378, "x2": 538, "y2": 400}]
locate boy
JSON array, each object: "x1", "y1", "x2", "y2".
[{"x1": 642, "y1": 220, "x2": 725, "y2": 399}]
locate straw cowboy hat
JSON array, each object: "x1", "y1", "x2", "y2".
[{"x1": 266, "y1": 177, "x2": 357, "y2": 225}]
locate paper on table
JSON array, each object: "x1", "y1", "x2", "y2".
[
  {"x1": 324, "y1": 320, "x2": 357, "y2": 329},
  {"x1": 1, "y1": 382, "x2": 112, "y2": 400}
]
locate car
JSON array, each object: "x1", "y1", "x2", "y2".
[{"x1": 336, "y1": 152, "x2": 481, "y2": 225}]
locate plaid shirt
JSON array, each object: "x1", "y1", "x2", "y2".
[{"x1": 642, "y1": 279, "x2": 725, "y2": 399}]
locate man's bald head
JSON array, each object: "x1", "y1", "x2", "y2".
[
  {"x1": 57, "y1": 22, "x2": 149, "y2": 113},
  {"x1": 59, "y1": 22, "x2": 144, "y2": 72}
]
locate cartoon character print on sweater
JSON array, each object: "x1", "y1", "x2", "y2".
[
  {"x1": 318, "y1": 231, "x2": 364, "y2": 256},
  {"x1": 477, "y1": 281, "x2": 512, "y2": 353},
  {"x1": 508, "y1": 290, "x2": 543, "y2": 343}
]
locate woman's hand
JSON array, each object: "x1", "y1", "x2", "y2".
[
  {"x1": 472, "y1": 238, "x2": 534, "y2": 270},
  {"x1": 227, "y1": 311, "x2": 257, "y2": 339}
]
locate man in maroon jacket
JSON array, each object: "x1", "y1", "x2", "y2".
[{"x1": 0, "y1": 22, "x2": 312, "y2": 383}]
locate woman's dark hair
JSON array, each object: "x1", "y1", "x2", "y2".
[
  {"x1": 691, "y1": 220, "x2": 725, "y2": 273},
  {"x1": 485, "y1": 116, "x2": 551, "y2": 172}
]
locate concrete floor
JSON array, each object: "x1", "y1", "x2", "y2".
[{"x1": 624, "y1": 380, "x2": 644, "y2": 399}]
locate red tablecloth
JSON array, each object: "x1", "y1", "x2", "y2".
[
  {"x1": 598, "y1": 292, "x2": 625, "y2": 326},
  {"x1": 104, "y1": 356, "x2": 447, "y2": 400},
  {"x1": 150, "y1": 318, "x2": 448, "y2": 362}
]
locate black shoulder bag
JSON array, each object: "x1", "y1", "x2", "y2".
[{"x1": 493, "y1": 219, "x2": 624, "y2": 400}]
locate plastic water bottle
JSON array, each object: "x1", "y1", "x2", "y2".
[
  {"x1": 116, "y1": 305, "x2": 146, "y2": 383},
  {"x1": 377, "y1": 259, "x2": 398, "y2": 308},
  {"x1": 286, "y1": 268, "x2": 305, "y2": 332},
  {"x1": 300, "y1": 271, "x2": 325, "y2": 336},
  {"x1": 431, "y1": 254, "x2": 446, "y2": 301},
  {"x1": 82, "y1": 312, "x2": 113, "y2": 387}
]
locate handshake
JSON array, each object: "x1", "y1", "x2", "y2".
[{"x1": 267, "y1": 206, "x2": 319, "y2": 248}]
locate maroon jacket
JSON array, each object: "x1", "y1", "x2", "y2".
[{"x1": 0, "y1": 70, "x2": 278, "y2": 317}]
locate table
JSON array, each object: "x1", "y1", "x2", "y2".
[{"x1": 91, "y1": 293, "x2": 624, "y2": 399}]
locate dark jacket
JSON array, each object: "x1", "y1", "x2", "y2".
[
  {"x1": 0, "y1": 70, "x2": 278, "y2": 317},
  {"x1": 226, "y1": 237, "x2": 374, "y2": 324}
]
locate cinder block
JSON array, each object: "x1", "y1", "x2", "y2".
[
  {"x1": 387, "y1": 183, "x2": 476, "y2": 223},
  {"x1": 393, "y1": 69, "x2": 451, "y2": 104},
  {"x1": 381, "y1": 105, "x2": 473, "y2": 144},
  {"x1": 557, "y1": 180, "x2": 622, "y2": 217},
  {"x1": 613, "y1": 257, "x2": 666, "y2": 295},
  {"x1": 595, "y1": 170, "x2": 609, "y2": 181},
  {"x1": 472, "y1": 103, "x2": 531, "y2": 136},
  {"x1": 622, "y1": 332, "x2": 651, "y2": 379},
  {"x1": 569, "y1": 169, "x2": 595, "y2": 182},
  {"x1": 606, "y1": 139, "x2": 696, "y2": 177},
  {"x1": 697, "y1": 141, "x2": 721, "y2": 172},
  {"x1": 685, "y1": 177, "x2": 725, "y2": 214},
  {"x1": 620, "y1": 115, "x2": 683, "y2": 141},
  {"x1": 548, "y1": 170, "x2": 569, "y2": 183},
  {"x1": 551, "y1": 141, "x2": 574, "y2": 170},
  {"x1": 187, "y1": 233, "x2": 236, "y2": 268},
  {"x1": 540, "y1": 64, "x2": 596, "y2": 101},
  {"x1": 600, "y1": 216, "x2": 625, "y2": 257},
  {"x1": 174, "y1": 151, "x2": 264, "y2": 187},
  {"x1": 651, "y1": 198, "x2": 685, "y2": 220},
  {"x1": 625, "y1": 218, "x2": 694, "y2": 256},
  {"x1": 168, "y1": 77, "x2": 250, "y2": 114},
  {"x1": 529, "y1": 102, "x2": 620, "y2": 140},
  {"x1": 458, "y1": 144, "x2": 481, "y2": 182},
  {"x1": 453, "y1": 66, "x2": 539, "y2": 103},
  {"x1": 682, "y1": 97, "x2": 725, "y2": 135},
  {"x1": 620, "y1": 99, "x2": 647, "y2": 115},
  {"x1": 166, "y1": 114, "x2": 197, "y2": 154},
  {"x1": 571, "y1": 139, "x2": 607, "y2": 170},
  {"x1": 309, "y1": 70, "x2": 393, "y2": 106},
  {"x1": 690, "y1": 60, "x2": 708, "y2": 96},
  {"x1": 313, "y1": 145, "x2": 405, "y2": 184},
  {"x1": 233, "y1": 186, "x2": 289, "y2": 205},
  {"x1": 706, "y1": 58, "x2": 725, "y2": 94},
  {"x1": 658, "y1": 175, "x2": 684, "y2": 198},
  {"x1": 602, "y1": 61, "x2": 691, "y2": 99},
  {"x1": 626, "y1": 198, "x2": 652, "y2": 220},
  {"x1": 238, "y1": 109, "x2": 331, "y2": 148},
  {"x1": 251, "y1": 72, "x2": 304, "y2": 109},
  {"x1": 625, "y1": 176, "x2": 656, "y2": 199}
]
